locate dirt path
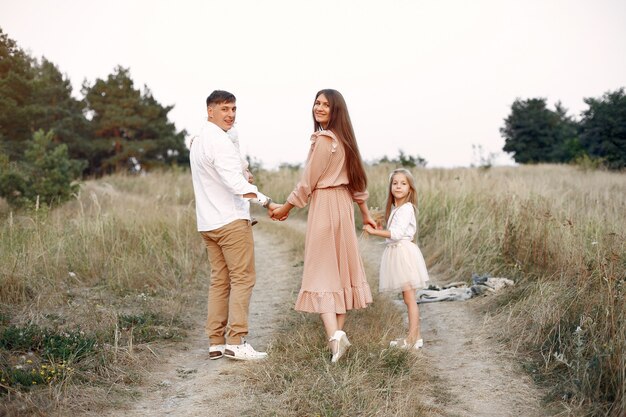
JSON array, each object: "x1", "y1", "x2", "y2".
[
  {"x1": 420, "y1": 301, "x2": 548, "y2": 417},
  {"x1": 99, "y1": 225, "x2": 298, "y2": 417},
  {"x1": 99, "y1": 220, "x2": 551, "y2": 417},
  {"x1": 359, "y1": 237, "x2": 551, "y2": 417}
]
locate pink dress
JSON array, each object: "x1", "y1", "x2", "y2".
[{"x1": 287, "y1": 130, "x2": 373, "y2": 314}]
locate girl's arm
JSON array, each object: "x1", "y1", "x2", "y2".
[{"x1": 363, "y1": 224, "x2": 391, "y2": 238}]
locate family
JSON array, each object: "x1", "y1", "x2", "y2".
[{"x1": 189, "y1": 89, "x2": 430, "y2": 363}]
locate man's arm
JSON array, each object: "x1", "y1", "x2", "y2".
[{"x1": 213, "y1": 138, "x2": 270, "y2": 205}]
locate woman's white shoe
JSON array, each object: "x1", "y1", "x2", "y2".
[{"x1": 330, "y1": 330, "x2": 351, "y2": 363}]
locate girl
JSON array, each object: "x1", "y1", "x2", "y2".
[
  {"x1": 271, "y1": 89, "x2": 376, "y2": 362},
  {"x1": 363, "y1": 168, "x2": 430, "y2": 349}
]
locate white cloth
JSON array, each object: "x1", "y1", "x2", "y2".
[
  {"x1": 386, "y1": 203, "x2": 417, "y2": 243},
  {"x1": 189, "y1": 120, "x2": 268, "y2": 231},
  {"x1": 228, "y1": 127, "x2": 259, "y2": 204},
  {"x1": 379, "y1": 204, "x2": 430, "y2": 292},
  {"x1": 227, "y1": 127, "x2": 250, "y2": 173}
]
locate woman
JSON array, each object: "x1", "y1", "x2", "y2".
[{"x1": 271, "y1": 89, "x2": 376, "y2": 362}]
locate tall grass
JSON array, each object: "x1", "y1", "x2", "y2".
[
  {"x1": 242, "y1": 220, "x2": 438, "y2": 416},
  {"x1": 1, "y1": 164, "x2": 624, "y2": 416},
  {"x1": 0, "y1": 170, "x2": 208, "y2": 416},
  {"x1": 257, "y1": 163, "x2": 625, "y2": 415},
  {"x1": 370, "y1": 164, "x2": 625, "y2": 416}
]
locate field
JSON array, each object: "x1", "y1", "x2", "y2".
[{"x1": 0, "y1": 164, "x2": 624, "y2": 416}]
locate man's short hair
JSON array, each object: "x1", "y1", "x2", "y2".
[{"x1": 206, "y1": 90, "x2": 236, "y2": 106}]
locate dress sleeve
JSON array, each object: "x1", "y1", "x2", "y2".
[
  {"x1": 287, "y1": 135, "x2": 334, "y2": 208},
  {"x1": 352, "y1": 189, "x2": 369, "y2": 204},
  {"x1": 388, "y1": 204, "x2": 417, "y2": 241}
]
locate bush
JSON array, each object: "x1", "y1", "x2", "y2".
[
  {"x1": 0, "y1": 129, "x2": 85, "y2": 209},
  {"x1": 0, "y1": 325, "x2": 96, "y2": 362}
]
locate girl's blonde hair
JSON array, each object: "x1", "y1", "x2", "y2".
[{"x1": 384, "y1": 168, "x2": 418, "y2": 225}]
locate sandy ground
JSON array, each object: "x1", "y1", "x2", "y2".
[
  {"x1": 98, "y1": 224, "x2": 298, "y2": 417},
  {"x1": 98, "y1": 220, "x2": 552, "y2": 417},
  {"x1": 359, "y1": 237, "x2": 551, "y2": 417}
]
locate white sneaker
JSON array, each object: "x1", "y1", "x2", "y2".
[
  {"x1": 224, "y1": 340, "x2": 267, "y2": 361},
  {"x1": 209, "y1": 344, "x2": 225, "y2": 360}
]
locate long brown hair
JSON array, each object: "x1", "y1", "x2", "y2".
[
  {"x1": 312, "y1": 89, "x2": 367, "y2": 193},
  {"x1": 384, "y1": 168, "x2": 418, "y2": 225}
]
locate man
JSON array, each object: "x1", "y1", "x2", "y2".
[{"x1": 189, "y1": 90, "x2": 276, "y2": 361}]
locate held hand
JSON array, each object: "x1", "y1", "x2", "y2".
[
  {"x1": 268, "y1": 202, "x2": 282, "y2": 212},
  {"x1": 363, "y1": 224, "x2": 375, "y2": 235},
  {"x1": 271, "y1": 204, "x2": 290, "y2": 221},
  {"x1": 363, "y1": 215, "x2": 377, "y2": 229},
  {"x1": 267, "y1": 202, "x2": 282, "y2": 218}
]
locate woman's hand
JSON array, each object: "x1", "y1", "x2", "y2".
[
  {"x1": 363, "y1": 215, "x2": 377, "y2": 229},
  {"x1": 363, "y1": 224, "x2": 376, "y2": 234},
  {"x1": 270, "y1": 204, "x2": 290, "y2": 221}
]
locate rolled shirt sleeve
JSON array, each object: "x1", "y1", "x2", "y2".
[{"x1": 213, "y1": 137, "x2": 269, "y2": 205}]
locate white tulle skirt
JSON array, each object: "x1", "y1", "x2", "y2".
[{"x1": 379, "y1": 239, "x2": 430, "y2": 293}]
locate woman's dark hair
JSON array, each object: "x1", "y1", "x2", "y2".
[
  {"x1": 312, "y1": 89, "x2": 367, "y2": 193},
  {"x1": 206, "y1": 90, "x2": 236, "y2": 106}
]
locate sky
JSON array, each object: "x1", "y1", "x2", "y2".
[{"x1": 2, "y1": 0, "x2": 626, "y2": 169}]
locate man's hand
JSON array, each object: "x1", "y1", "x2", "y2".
[
  {"x1": 267, "y1": 202, "x2": 283, "y2": 219},
  {"x1": 270, "y1": 204, "x2": 290, "y2": 221}
]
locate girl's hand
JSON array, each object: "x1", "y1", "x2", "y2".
[{"x1": 363, "y1": 224, "x2": 375, "y2": 234}]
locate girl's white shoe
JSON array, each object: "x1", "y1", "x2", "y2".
[
  {"x1": 389, "y1": 338, "x2": 423, "y2": 350},
  {"x1": 330, "y1": 330, "x2": 351, "y2": 363}
]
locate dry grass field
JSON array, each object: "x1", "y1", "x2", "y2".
[{"x1": 0, "y1": 164, "x2": 624, "y2": 416}]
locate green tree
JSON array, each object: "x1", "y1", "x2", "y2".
[
  {"x1": 0, "y1": 130, "x2": 85, "y2": 208},
  {"x1": 30, "y1": 58, "x2": 92, "y2": 169},
  {"x1": 0, "y1": 28, "x2": 90, "y2": 171},
  {"x1": 579, "y1": 88, "x2": 626, "y2": 170},
  {"x1": 0, "y1": 28, "x2": 36, "y2": 161},
  {"x1": 81, "y1": 66, "x2": 188, "y2": 174},
  {"x1": 501, "y1": 98, "x2": 579, "y2": 163},
  {"x1": 376, "y1": 150, "x2": 427, "y2": 168}
]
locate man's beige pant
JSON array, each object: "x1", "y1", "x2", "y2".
[{"x1": 200, "y1": 219, "x2": 255, "y2": 346}]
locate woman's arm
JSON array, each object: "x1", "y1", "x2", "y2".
[
  {"x1": 287, "y1": 135, "x2": 334, "y2": 208},
  {"x1": 357, "y1": 201, "x2": 377, "y2": 228},
  {"x1": 271, "y1": 201, "x2": 294, "y2": 221}
]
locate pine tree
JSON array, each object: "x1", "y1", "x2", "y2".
[{"x1": 82, "y1": 66, "x2": 188, "y2": 174}]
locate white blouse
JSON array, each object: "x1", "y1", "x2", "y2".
[{"x1": 386, "y1": 203, "x2": 417, "y2": 243}]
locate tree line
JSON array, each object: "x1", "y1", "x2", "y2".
[
  {"x1": 0, "y1": 28, "x2": 188, "y2": 208},
  {"x1": 500, "y1": 89, "x2": 626, "y2": 170}
]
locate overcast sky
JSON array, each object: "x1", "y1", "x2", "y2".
[{"x1": 2, "y1": 0, "x2": 626, "y2": 168}]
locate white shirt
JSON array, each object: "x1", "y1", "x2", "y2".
[
  {"x1": 227, "y1": 127, "x2": 251, "y2": 179},
  {"x1": 386, "y1": 203, "x2": 417, "y2": 243},
  {"x1": 189, "y1": 120, "x2": 268, "y2": 231}
]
